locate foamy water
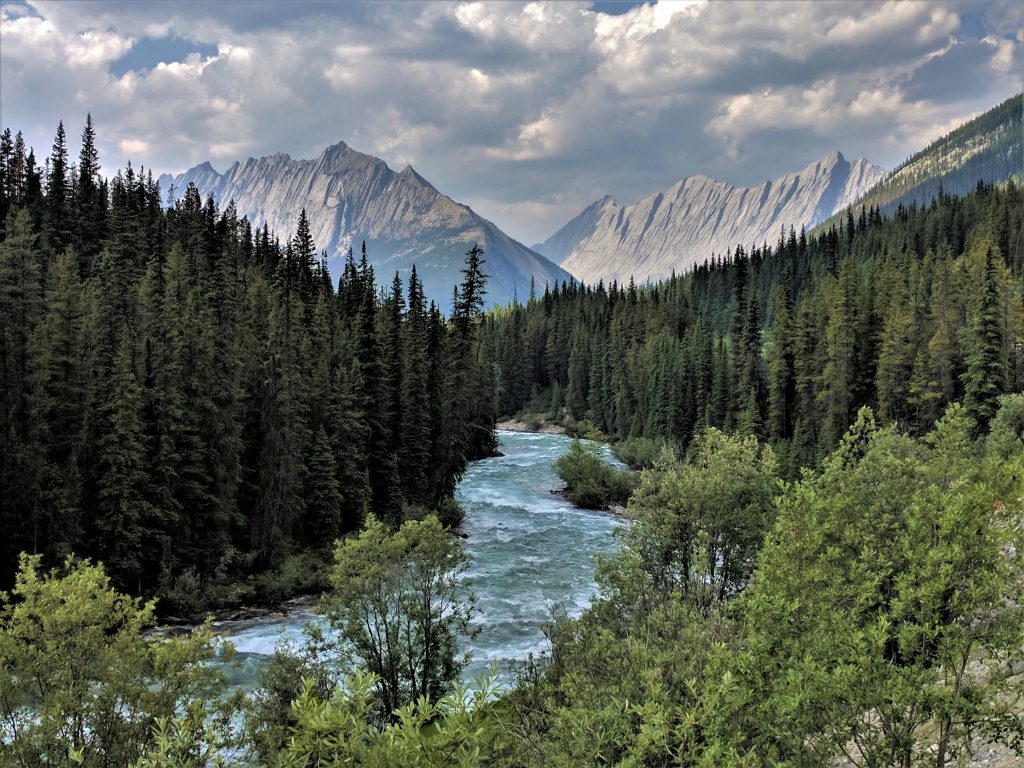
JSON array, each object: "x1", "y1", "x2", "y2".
[{"x1": 219, "y1": 431, "x2": 621, "y2": 688}]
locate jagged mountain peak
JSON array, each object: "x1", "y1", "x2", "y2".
[
  {"x1": 536, "y1": 152, "x2": 885, "y2": 286},
  {"x1": 817, "y1": 149, "x2": 845, "y2": 165},
  {"x1": 161, "y1": 141, "x2": 569, "y2": 308},
  {"x1": 321, "y1": 139, "x2": 351, "y2": 153},
  {"x1": 398, "y1": 164, "x2": 438, "y2": 192}
]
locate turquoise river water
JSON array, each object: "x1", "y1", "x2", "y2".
[{"x1": 220, "y1": 431, "x2": 622, "y2": 688}]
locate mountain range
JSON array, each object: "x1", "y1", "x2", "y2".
[
  {"x1": 161, "y1": 94, "x2": 1021, "y2": 303},
  {"x1": 158, "y1": 142, "x2": 571, "y2": 308},
  {"x1": 534, "y1": 152, "x2": 886, "y2": 286}
]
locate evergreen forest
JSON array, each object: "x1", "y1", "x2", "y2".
[
  {"x1": 1, "y1": 116, "x2": 1022, "y2": 767},
  {"x1": 0, "y1": 118, "x2": 497, "y2": 610},
  {"x1": 485, "y1": 180, "x2": 1022, "y2": 474}
]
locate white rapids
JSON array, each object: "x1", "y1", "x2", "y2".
[{"x1": 218, "y1": 430, "x2": 622, "y2": 689}]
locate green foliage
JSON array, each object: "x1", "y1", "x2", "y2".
[
  {"x1": 739, "y1": 402, "x2": 1024, "y2": 765},
  {"x1": 611, "y1": 436, "x2": 671, "y2": 469},
  {"x1": 619, "y1": 429, "x2": 778, "y2": 611},
  {"x1": 155, "y1": 553, "x2": 330, "y2": 617},
  {"x1": 274, "y1": 671, "x2": 499, "y2": 768},
  {"x1": 553, "y1": 438, "x2": 636, "y2": 509},
  {"x1": 245, "y1": 623, "x2": 344, "y2": 764},
  {"x1": 251, "y1": 553, "x2": 331, "y2": 606},
  {"x1": 0, "y1": 555, "x2": 241, "y2": 768},
  {"x1": 988, "y1": 392, "x2": 1024, "y2": 458},
  {"x1": 320, "y1": 516, "x2": 476, "y2": 721},
  {"x1": 963, "y1": 247, "x2": 1010, "y2": 431},
  {"x1": 435, "y1": 497, "x2": 467, "y2": 528},
  {"x1": 130, "y1": 700, "x2": 245, "y2": 768}
]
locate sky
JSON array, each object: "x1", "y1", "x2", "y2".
[{"x1": 1, "y1": 0, "x2": 1021, "y2": 245}]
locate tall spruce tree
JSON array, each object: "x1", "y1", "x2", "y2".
[
  {"x1": 94, "y1": 328, "x2": 150, "y2": 590},
  {"x1": 962, "y1": 247, "x2": 1007, "y2": 431}
]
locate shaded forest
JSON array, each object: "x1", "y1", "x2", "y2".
[
  {"x1": 0, "y1": 119, "x2": 496, "y2": 609},
  {"x1": 2, "y1": 114, "x2": 1022, "y2": 607}
]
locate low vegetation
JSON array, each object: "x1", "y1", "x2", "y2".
[
  {"x1": 0, "y1": 555, "x2": 243, "y2": 767},
  {"x1": 610, "y1": 436, "x2": 672, "y2": 468},
  {"x1": 553, "y1": 438, "x2": 637, "y2": 508}
]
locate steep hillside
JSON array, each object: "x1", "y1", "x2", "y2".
[{"x1": 837, "y1": 92, "x2": 1022, "y2": 220}]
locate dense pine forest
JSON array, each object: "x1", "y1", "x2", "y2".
[
  {"x1": 487, "y1": 180, "x2": 1023, "y2": 473},
  {"x1": 0, "y1": 119, "x2": 496, "y2": 609}
]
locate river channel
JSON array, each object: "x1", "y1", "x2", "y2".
[{"x1": 220, "y1": 431, "x2": 622, "y2": 689}]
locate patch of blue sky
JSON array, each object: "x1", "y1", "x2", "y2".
[
  {"x1": 110, "y1": 34, "x2": 218, "y2": 78},
  {"x1": 591, "y1": 1, "x2": 649, "y2": 17}
]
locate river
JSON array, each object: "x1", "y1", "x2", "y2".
[{"x1": 220, "y1": 431, "x2": 622, "y2": 690}]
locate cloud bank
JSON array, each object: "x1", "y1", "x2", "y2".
[{"x1": 1, "y1": 0, "x2": 1021, "y2": 243}]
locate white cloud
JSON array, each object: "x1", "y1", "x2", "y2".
[
  {"x1": 1, "y1": 0, "x2": 1020, "y2": 244},
  {"x1": 118, "y1": 137, "x2": 149, "y2": 156},
  {"x1": 983, "y1": 34, "x2": 1017, "y2": 71},
  {"x1": 66, "y1": 28, "x2": 134, "y2": 66}
]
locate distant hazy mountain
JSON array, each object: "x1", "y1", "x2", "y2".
[
  {"x1": 535, "y1": 152, "x2": 885, "y2": 286},
  {"x1": 158, "y1": 142, "x2": 571, "y2": 308},
  {"x1": 816, "y1": 92, "x2": 1022, "y2": 230}
]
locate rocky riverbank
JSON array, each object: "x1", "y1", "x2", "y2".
[
  {"x1": 151, "y1": 594, "x2": 319, "y2": 637},
  {"x1": 496, "y1": 418, "x2": 567, "y2": 434}
]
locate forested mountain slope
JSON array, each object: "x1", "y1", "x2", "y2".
[
  {"x1": 158, "y1": 142, "x2": 570, "y2": 308},
  {"x1": 817, "y1": 91, "x2": 1023, "y2": 231},
  {"x1": 490, "y1": 181, "x2": 1023, "y2": 473}
]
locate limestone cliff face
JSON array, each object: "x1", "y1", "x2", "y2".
[
  {"x1": 535, "y1": 152, "x2": 886, "y2": 285},
  {"x1": 159, "y1": 142, "x2": 570, "y2": 308}
]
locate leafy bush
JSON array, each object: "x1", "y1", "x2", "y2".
[
  {"x1": 245, "y1": 623, "x2": 343, "y2": 763},
  {"x1": 435, "y1": 497, "x2": 466, "y2": 528},
  {"x1": 156, "y1": 567, "x2": 207, "y2": 616},
  {"x1": 251, "y1": 552, "x2": 330, "y2": 605},
  {"x1": 564, "y1": 418, "x2": 604, "y2": 441},
  {"x1": 554, "y1": 438, "x2": 637, "y2": 509},
  {"x1": 272, "y1": 671, "x2": 500, "y2": 767},
  {"x1": 611, "y1": 436, "x2": 672, "y2": 469},
  {"x1": 321, "y1": 516, "x2": 476, "y2": 720},
  {"x1": 0, "y1": 556, "x2": 241, "y2": 767}
]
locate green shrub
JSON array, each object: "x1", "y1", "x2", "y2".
[
  {"x1": 611, "y1": 437, "x2": 672, "y2": 469},
  {"x1": 435, "y1": 498, "x2": 466, "y2": 528},
  {"x1": 554, "y1": 439, "x2": 637, "y2": 509},
  {"x1": 0, "y1": 556, "x2": 241, "y2": 767},
  {"x1": 565, "y1": 419, "x2": 603, "y2": 441},
  {"x1": 251, "y1": 552, "x2": 330, "y2": 605}
]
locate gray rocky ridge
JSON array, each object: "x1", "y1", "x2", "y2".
[
  {"x1": 158, "y1": 142, "x2": 570, "y2": 308},
  {"x1": 535, "y1": 151, "x2": 886, "y2": 285}
]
